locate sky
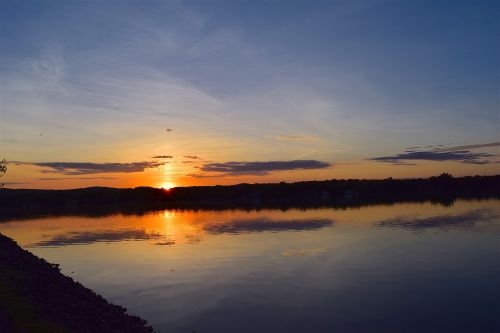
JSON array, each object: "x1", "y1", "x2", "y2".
[{"x1": 0, "y1": 0, "x2": 499, "y2": 189}]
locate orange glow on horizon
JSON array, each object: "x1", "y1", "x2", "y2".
[
  {"x1": 159, "y1": 182, "x2": 176, "y2": 190},
  {"x1": 4, "y1": 159, "x2": 500, "y2": 190}
]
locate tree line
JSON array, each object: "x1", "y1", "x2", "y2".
[{"x1": 1, "y1": 173, "x2": 499, "y2": 211}]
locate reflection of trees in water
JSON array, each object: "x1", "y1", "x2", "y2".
[{"x1": 1, "y1": 175, "x2": 499, "y2": 222}]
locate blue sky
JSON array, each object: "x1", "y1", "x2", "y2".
[{"x1": 1, "y1": 0, "x2": 498, "y2": 188}]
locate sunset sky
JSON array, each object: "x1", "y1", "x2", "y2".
[{"x1": 1, "y1": 0, "x2": 498, "y2": 189}]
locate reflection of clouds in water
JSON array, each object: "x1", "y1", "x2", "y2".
[
  {"x1": 185, "y1": 234, "x2": 202, "y2": 244},
  {"x1": 375, "y1": 209, "x2": 498, "y2": 231},
  {"x1": 282, "y1": 248, "x2": 324, "y2": 257},
  {"x1": 31, "y1": 229, "x2": 163, "y2": 247},
  {"x1": 204, "y1": 218, "x2": 333, "y2": 234}
]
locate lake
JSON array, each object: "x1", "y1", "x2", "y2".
[{"x1": 1, "y1": 199, "x2": 499, "y2": 332}]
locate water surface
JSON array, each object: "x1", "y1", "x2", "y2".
[{"x1": 1, "y1": 200, "x2": 499, "y2": 332}]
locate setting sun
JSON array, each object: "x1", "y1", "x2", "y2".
[{"x1": 160, "y1": 182, "x2": 175, "y2": 190}]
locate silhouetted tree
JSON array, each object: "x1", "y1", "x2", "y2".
[
  {"x1": 0, "y1": 158, "x2": 6, "y2": 188},
  {"x1": 0, "y1": 174, "x2": 498, "y2": 212},
  {"x1": 0, "y1": 158, "x2": 6, "y2": 177}
]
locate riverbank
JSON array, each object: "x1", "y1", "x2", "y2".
[{"x1": 0, "y1": 233, "x2": 154, "y2": 333}]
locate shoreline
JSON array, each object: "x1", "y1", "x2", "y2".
[
  {"x1": 1, "y1": 175, "x2": 499, "y2": 215},
  {"x1": 0, "y1": 233, "x2": 154, "y2": 333}
]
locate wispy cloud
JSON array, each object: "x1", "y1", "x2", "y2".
[
  {"x1": 369, "y1": 142, "x2": 498, "y2": 165},
  {"x1": 1, "y1": 182, "x2": 28, "y2": 186},
  {"x1": 370, "y1": 150, "x2": 494, "y2": 165},
  {"x1": 275, "y1": 135, "x2": 318, "y2": 142},
  {"x1": 155, "y1": 240, "x2": 176, "y2": 246},
  {"x1": 152, "y1": 155, "x2": 174, "y2": 159},
  {"x1": 19, "y1": 161, "x2": 165, "y2": 175},
  {"x1": 37, "y1": 177, "x2": 117, "y2": 181},
  {"x1": 433, "y1": 142, "x2": 500, "y2": 152},
  {"x1": 199, "y1": 160, "x2": 331, "y2": 176},
  {"x1": 184, "y1": 155, "x2": 200, "y2": 159},
  {"x1": 187, "y1": 173, "x2": 223, "y2": 178},
  {"x1": 282, "y1": 248, "x2": 325, "y2": 257}
]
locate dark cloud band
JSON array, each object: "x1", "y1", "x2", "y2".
[
  {"x1": 152, "y1": 155, "x2": 173, "y2": 159},
  {"x1": 22, "y1": 161, "x2": 165, "y2": 175},
  {"x1": 37, "y1": 177, "x2": 117, "y2": 180},
  {"x1": 370, "y1": 150, "x2": 494, "y2": 164},
  {"x1": 200, "y1": 160, "x2": 331, "y2": 175},
  {"x1": 434, "y1": 142, "x2": 500, "y2": 152}
]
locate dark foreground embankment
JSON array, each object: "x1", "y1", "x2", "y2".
[{"x1": 0, "y1": 233, "x2": 154, "y2": 333}]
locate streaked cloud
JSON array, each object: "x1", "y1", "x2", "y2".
[
  {"x1": 184, "y1": 155, "x2": 200, "y2": 159},
  {"x1": 20, "y1": 161, "x2": 165, "y2": 175},
  {"x1": 186, "y1": 173, "x2": 223, "y2": 178},
  {"x1": 433, "y1": 142, "x2": 500, "y2": 152},
  {"x1": 155, "y1": 240, "x2": 175, "y2": 246},
  {"x1": 370, "y1": 141, "x2": 498, "y2": 165},
  {"x1": 200, "y1": 160, "x2": 331, "y2": 176},
  {"x1": 275, "y1": 135, "x2": 318, "y2": 142},
  {"x1": 152, "y1": 155, "x2": 174, "y2": 159},
  {"x1": 37, "y1": 177, "x2": 117, "y2": 181},
  {"x1": 282, "y1": 248, "x2": 325, "y2": 257}
]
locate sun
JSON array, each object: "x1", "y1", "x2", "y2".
[{"x1": 160, "y1": 182, "x2": 175, "y2": 190}]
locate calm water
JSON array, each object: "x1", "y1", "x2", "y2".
[{"x1": 1, "y1": 200, "x2": 499, "y2": 332}]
